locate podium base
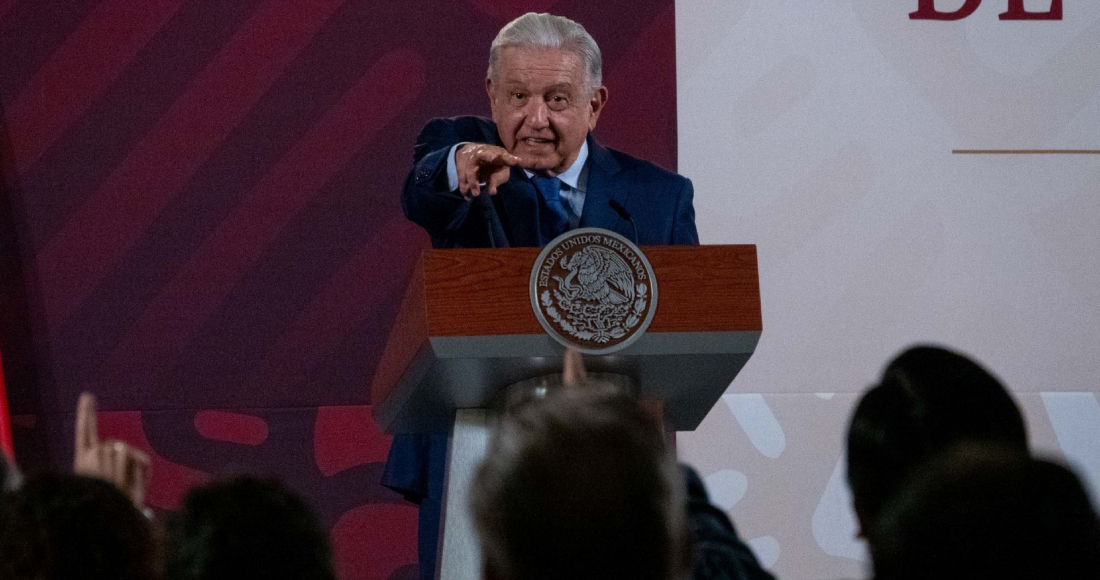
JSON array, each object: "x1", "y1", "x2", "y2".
[{"x1": 437, "y1": 409, "x2": 490, "y2": 580}]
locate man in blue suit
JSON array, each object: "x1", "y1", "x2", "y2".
[
  {"x1": 388, "y1": 12, "x2": 698, "y2": 579},
  {"x1": 401, "y1": 19, "x2": 697, "y2": 249}
]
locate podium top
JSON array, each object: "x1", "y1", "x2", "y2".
[{"x1": 373, "y1": 245, "x2": 761, "y2": 433}]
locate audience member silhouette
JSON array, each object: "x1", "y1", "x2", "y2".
[
  {"x1": 870, "y1": 443, "x2": 1100, "y2": 580},
  {"x1": 0, "y1": 472, "x2": 156, "y2": 580},
  {"x1": 846, "y1": 345, "x2": 1027, "y2": 538},
  {"x1": 5, "y1": 345, "x2": 1084, "y2": 580},
  {"x1": 163, "y1": 476, "x2": 336, "y2": 580},
  {"x1": 471, "y1": 382, "x2": 688, "y2": 580}
]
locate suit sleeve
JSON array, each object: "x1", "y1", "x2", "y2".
[
  {"x1": 401, "y1": 118, "x2": 475, "y2": 240},
  {"x1": 672, "y1": 177, "x2": 700, "y2": 245}
]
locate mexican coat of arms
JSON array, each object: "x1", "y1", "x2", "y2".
[{"x1": 530, "y1": 228, "x2": 658, "y2": 354}]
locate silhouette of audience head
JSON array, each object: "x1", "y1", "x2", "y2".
[
  {"x1": 846, "y1": 345, "x2": 1027, "y2": 535},
  {"x1": 164, "y1": 476, "x2": 336, "y2": 580},
  {"x1": 0, "y1": 472, "x2": 156, "y2": 580},
  {"x1": 871, "y1": 443, "x2": 1100, "y2": 580},
  {"x1": 471, "y1": 382, "x2": 687, "y2": 580}
]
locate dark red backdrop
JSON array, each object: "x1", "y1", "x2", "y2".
[{"x1": 0, "y1": 1, "x2": 677, "y2": 579}]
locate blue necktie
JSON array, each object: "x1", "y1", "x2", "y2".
[{"x1": 531, "y1": 175, "x2": 570, "y2": 245}]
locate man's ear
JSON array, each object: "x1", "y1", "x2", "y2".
[{"x1": 587, "y1": 86, "x2": 609, "y2": 131}]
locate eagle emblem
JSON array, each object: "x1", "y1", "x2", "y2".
[
  {"x1": 530, "y1": 228, "x2": 657, "y2": 354},
  {"x1": 556, "y1": 246, "x2": 635, "y2": 306}
]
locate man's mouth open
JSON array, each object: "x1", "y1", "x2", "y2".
[{"x1": 520, "y1": 137, "x2": 554, "y2": 147}]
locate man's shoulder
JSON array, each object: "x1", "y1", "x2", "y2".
[{"x1": 598, "y1": 142, "x2": 688, "y2": 187}]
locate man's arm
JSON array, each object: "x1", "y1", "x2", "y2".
[
  {"x1": 402, "y1": 119, "x2": 475, "y2": 240},
  {"x1": 402, "y1": 118, "x2": 523, "y2": 241}
]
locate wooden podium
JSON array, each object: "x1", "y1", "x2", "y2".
[{"x1": 372, "y1": 244, "x2": 761, "y2": 580}]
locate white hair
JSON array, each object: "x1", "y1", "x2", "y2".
[{"x1": 488, "y1": 12, "x2": 603, "y2": 93}]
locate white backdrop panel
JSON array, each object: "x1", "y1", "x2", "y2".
[{"x1": 676, "y1": 2, "x2": 1100, "y2": 578}]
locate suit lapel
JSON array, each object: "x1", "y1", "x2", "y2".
[{"x1": 578, "y1": 135, "x2": 624, "y2": 232}]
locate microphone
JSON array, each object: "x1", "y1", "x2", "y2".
[
  {"x1": 475, "y1": 189, "x2": 509, "y2": 248},
  {"x1": 608, "y1": 199, "x2": 638, "y2": 245}
]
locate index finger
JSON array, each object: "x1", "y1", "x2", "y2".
[
  {"x1": 476, "y1": 148, "x2": 522, "y2": 168},
  {"x1": 563, "y1": 348, "x2": 588, "y2": 387},
  {"x1": 75, "y1": 392, "x2": 98, "y2": 454},
  {"x1": 126, "y1": 445, "x2": 150, "y2": 469},
  {"x1": 130, "y1": 458, "x2": 150, "y2": 508}
]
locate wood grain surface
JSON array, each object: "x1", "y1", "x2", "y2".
[{"x1": 423, "y1": 245, "x2": 761, "y2": 336}]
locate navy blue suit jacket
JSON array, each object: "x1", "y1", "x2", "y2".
[{"x1": 402, "y1": 116, "x2": 698, "y2": 249}]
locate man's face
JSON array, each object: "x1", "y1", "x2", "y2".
[{"x1": 487, "y1": 46, "x2": 608, "y2": 176}]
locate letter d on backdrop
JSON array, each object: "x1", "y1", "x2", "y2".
[{"x1": 910, "y1": 0, "x2": 983, "y2": 20}]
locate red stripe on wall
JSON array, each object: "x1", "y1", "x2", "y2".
[
  {"x1": 0, "y1": 346, "x2": 12, "y2": 459},
  {"x1": 244, "y1": 217, "x2": 425, "y2": 396},
  {"x1": 35, "y1": 0, "x2": 349, "y2": 328},
  {"x1": 193, "y1": 410, "x2": 269, "y2": 446},
  {"x1": 6, "y1": 0, "x2": 187, "y2": 175},
  {"x1": 93, "y1": 48, "x2": 427, "y2": 396}
]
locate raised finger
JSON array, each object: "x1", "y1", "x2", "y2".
[
  {"x1": 129, "y1": 459, "x2": 148, "y2": 508},
  {"x1": 111, "y1": 441, "x2": 128, "y2": 486},
  {"x1": 97, "y1": 444, "x2": 113, "y2": 481},
  {"x1": 127, "y1": 447, "x2": 151, "y2": 482},
  {"x1": 125, "y1": 447, "x2": 150, "y2": 507},
  {"x1": 75, "y1": 392, "x2": 98, "y2": 455},
  {"x1": 563, "y1": 348, "x2": 588, "y2": 387}
]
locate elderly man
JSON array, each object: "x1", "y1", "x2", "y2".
[
  {"x1": 402, "y1": 12, "x2": 698, "y2": 248},
  {"x1": 390, "y1": 13, "x2": 698, "y2": 579}
]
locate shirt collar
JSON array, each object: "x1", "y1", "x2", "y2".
[{"x1": 523, "y1": 140, "x2": 588, "y2": 190}]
